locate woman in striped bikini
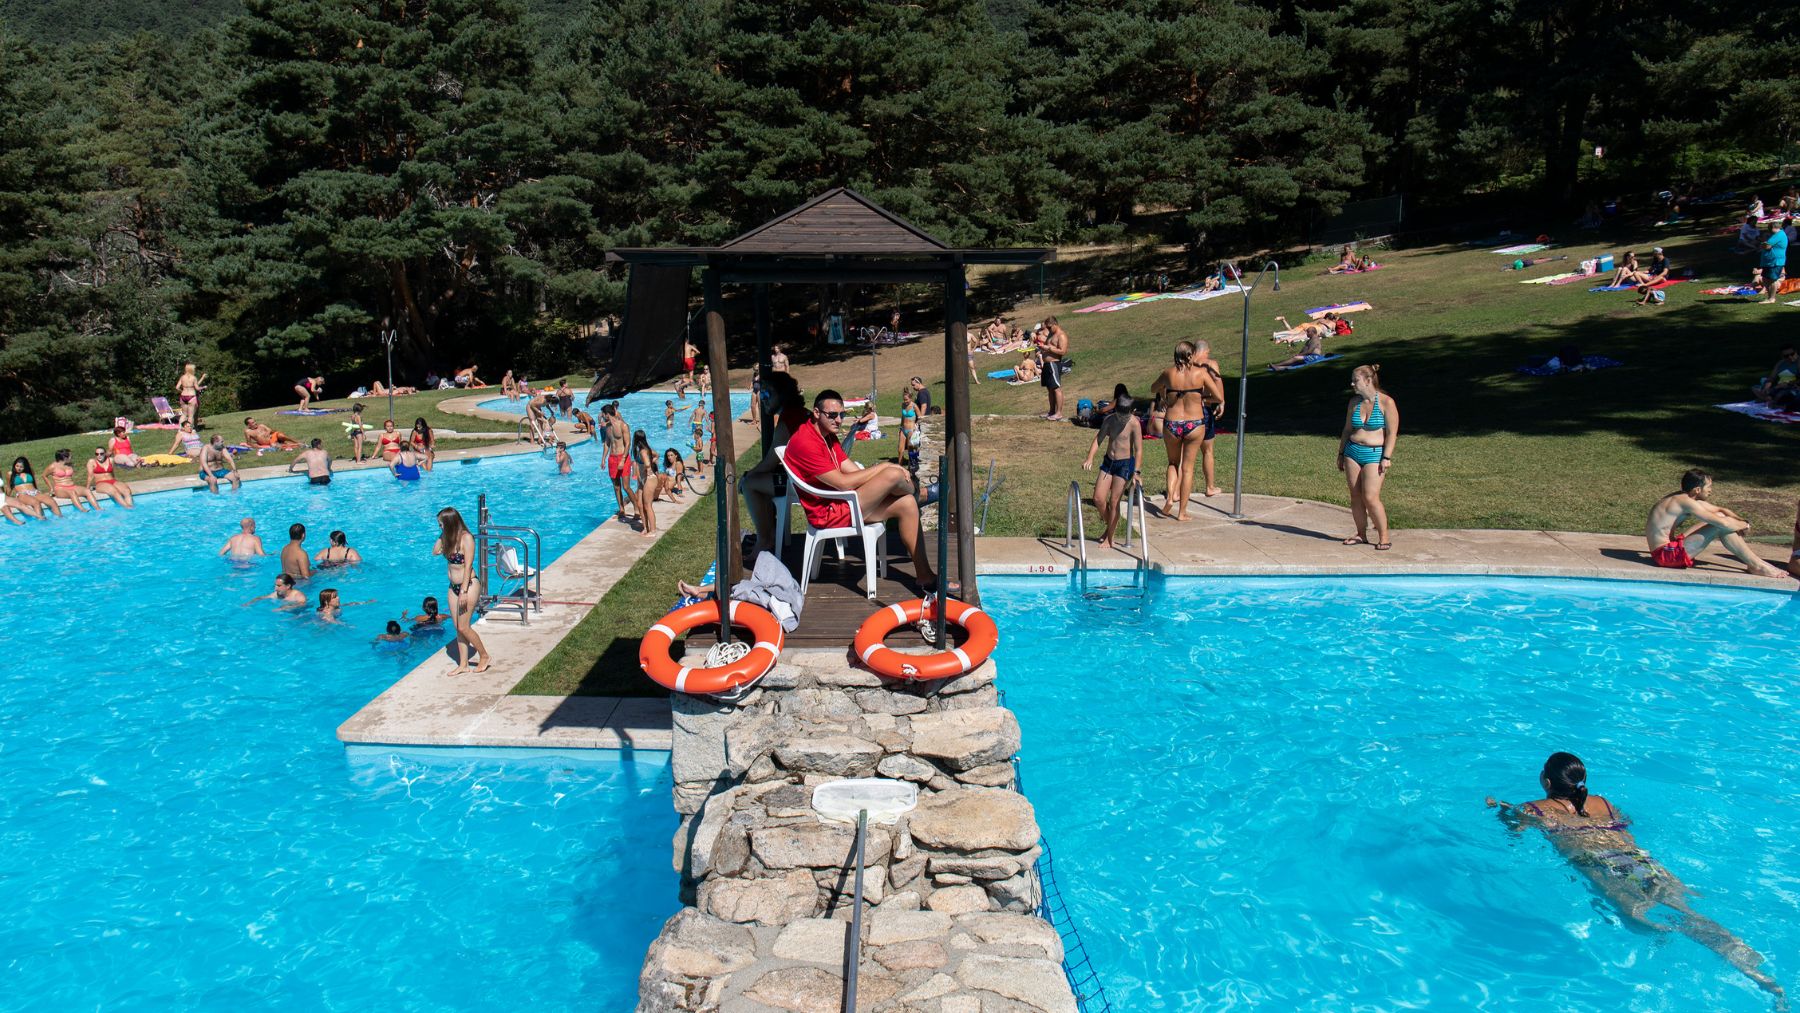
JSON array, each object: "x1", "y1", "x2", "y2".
[{"x1": 1337, "y1": 363, "x2": 1398, "y2": 549}]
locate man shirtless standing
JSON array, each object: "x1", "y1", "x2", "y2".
[
  {"x1": 1081, "y1": 393, "x2": 1144, "y2": 547},
  {"x1": 602, "y1": 404, "x2": 636, "y2": 524},
  {"x1": 289, "y1": 438, "x2": 333, "y2": 485},
  {"x1": 1645, "y1": 469, "x2": 1785, "y2": 577},
  {"x1": 281, "y1": 523, "x2": 313, "y2": 581},
  {"x1": 1034, "y1": 317, "x2": 1070, "y2": 420},
  {"x1": 220, "y1": 517, "x2": 266, "y2": 559}
]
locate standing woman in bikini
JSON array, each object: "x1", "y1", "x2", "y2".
[
  {"x1": 175, "y1": 363, "x2": 207, "y2": 425},
  {"x1": 11, "y1": 457, "x2": 63, "y2": 517},
  {"x1": 86, "y1": 446, "x2": 134, "y2": 508},
  {"x1": 1338, "y1": 363, "x2": 1398, "y2": 549},
  {"x1": 49, "y1": 449, "x2": 100, "y2": 512},
  {"x1": 1149, "y1": 340, "x2": 1222, "y2": 520},
  {"x1": 411, "y1": 417, "x2": 436, "y2": 471},
  {"x1": 631, "y1": 430, "x2": 659, "y2": 537},
  {"x1": 433, "y1": 507, "x2": 490, "y2": 674}
]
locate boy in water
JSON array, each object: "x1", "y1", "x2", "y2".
[
  {"x1": 1645, "y1": 469, "x2": 1785, "y2": 577},
  {"x1": 555, "y1": 441, "x2": 572, "y2": 474},
  {"x1": 1081, "y1": 393, "x2": 1144, "y2": 548},
  {"x1": 665, "y1": 400, "x2": 675, "y2": 429},
  {"x1": 375, "y1": 620, "x2": 409, "y2": 643},
  {"x1": 220, "y1": 517, "x2": 266, "y2": 558},
  {"x1": 690, "y1": 402, "x2": 707, "y2": 465}
]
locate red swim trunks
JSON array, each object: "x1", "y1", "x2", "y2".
[
  {"x1": 607, "y1": 454, "x2": 630, "y2": 480},
  {"x1": 1651, "y1": 537, "x2": 1694, "y2": 569},
  {"x1": 683, "y1": 356, "x2": 696, "y2": 372}
]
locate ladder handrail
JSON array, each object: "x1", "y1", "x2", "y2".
[
  {"x1": 1119, "y1": 478, "x2": 1150, "y2": 566},
  {"x1": 1063, "y1": 481, "x2": 1087, "y2": 567},
  {"x1": 843, "y1": 808, "x2": 869, "y2": 1013}
]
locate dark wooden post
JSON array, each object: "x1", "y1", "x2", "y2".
[
  {"x1": 703, "y1": 269, "x2": 741, "y2": 634},
  {"x1": 943, "y1": 263, "x2": 978, "y2": 605},
  {"x1": 754, "y1": 283, "x2": 773, "y2": 453}
]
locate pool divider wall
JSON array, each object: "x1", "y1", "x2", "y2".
[{"x1": 638, "y1": 651, "x2": 1078, "y2": 1013}]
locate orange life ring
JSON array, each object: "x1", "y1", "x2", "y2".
[
  {"x1": 639, "y1": 599, "x2": 783, "y2": 695},
  {"x1": 853, "y1": 598, "x2": 998, "y2": 681}
]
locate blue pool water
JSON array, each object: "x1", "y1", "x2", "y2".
[
  {"x1": 0, "y1": 421, "x2": 677, "y2": 1009},
  {"x1": 987, "y1": 574, "x2": 1800, "y2": 1011},
  {"x1": 478, "y1": 389, "x2": 749, "y2": 459}
]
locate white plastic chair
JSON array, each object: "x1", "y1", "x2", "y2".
[{"x1": 774, "y1": 445, "x2": 886, "y2": 599}]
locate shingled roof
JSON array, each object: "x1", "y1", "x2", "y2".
[{"x1": 719, "y1": 188, "x2": 949, "y2": 254}]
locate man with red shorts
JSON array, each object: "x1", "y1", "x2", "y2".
[
  {"x1": 784, "y1": 389, "x2": 937, "y2": 593},
  {"x1": 601, "y1": 404, "x2": 636, "y2": 525}
]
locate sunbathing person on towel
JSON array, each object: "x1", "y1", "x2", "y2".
[
  {"x1": 243, "y1": 418, "x2": 300, "y2": 450},
  {"x1": 1269, "y1": 325, "x2": 1329, "y2": 371},
  {"x1": 1272, "y1": 315, "x2": 1333, "y2": 344},
  {"x1": 1608, "y1": 250, "x2": 1639, "y2": 288}
]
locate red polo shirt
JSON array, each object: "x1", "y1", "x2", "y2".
[{"x1": 784, "y1": 420, "x2": 851, "y2": 529}]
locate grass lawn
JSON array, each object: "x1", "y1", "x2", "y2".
[
  {"x1": 783, "y1": 215, "x2": 1800, "y2": 542},
  {"x1": 0, "y1": 382, "x2": 572, "y2": 488}
]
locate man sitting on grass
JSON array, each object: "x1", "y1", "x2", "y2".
[
  {"x1": 1645, "y1": 469, "x2": 1785, "y2": 578},
  {"x1": 784, "y1": 389, "x2": 938, "y2": 594}
]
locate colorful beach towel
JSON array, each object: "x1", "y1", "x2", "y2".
[
  {"x1": 987, "y1": 369, "x2": 1015, "y2": 380},
  {"x1": 1547, "y1": 273, "x2": 1597, "y2": 286},
  {"x1": 1325, "y1": 264, "x2": 1385, "y2": 275},
  {"x1": 1717, "y1": 401, "x2": 1800, "y2": 424},
  {"x1": 1271, "y1": 354, "x2": 1343, "y2": 372},
  {"x1": 1521, "y1": 272, "x2": 1581, "y2": 285},
  {"x1": 1516, "y1": 355, "x2": 1624, "y2": 377},
  {"x1": 278, "y1": 408, "x2": 347, "y2": 416},
  {"x1": 1306, "y1": 301, "x2": 1372, "y2": 318},
  {"x1": 1162, "y1": 284, "x2": 1244, "y2": 302},
  {"x1": 670, "y1": 562, "x2": 719, "y2": 611},
  {"x1": 1589, "y1": 279, "x2": 1688, "y2": 293},
  {"x1": 1701, "y1": 286, "x2": 1761, "y2": 296},
  {"x1": 1494, "y1": 243, "x2": 1550, "y2": 255},
  {"x1": 1074, "y1": 301, "x2": 1123, "y2": 313},
  {"x1": 1588, "y1": 284, "x2": 1635, "y2": 292}
]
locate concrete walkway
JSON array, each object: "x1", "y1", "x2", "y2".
[
  {"x1": 336, "y1": 396, "x2": 763, "y2": 751},
  {"x1": 979, "y1": 493, "x2": 1798, "y2": 590}
]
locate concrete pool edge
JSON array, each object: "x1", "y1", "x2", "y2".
[{"x1": 334, "y1": 408, "x2": 764, "y2": 752}]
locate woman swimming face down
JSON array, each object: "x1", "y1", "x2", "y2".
[{"x1": 1539, "y1": 751, "x2": 1589, "y2": 816}]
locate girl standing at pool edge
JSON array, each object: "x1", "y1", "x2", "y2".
[
  {"x1": 1487, "y1": 753, "x2": 1784, "y2": 1003},
  {"x1": 433, "y1": 507, "x2": 490, "y2": 675},
  {"x1": 1338, "y1": 363, "x2": 1398, "y2": 549}
]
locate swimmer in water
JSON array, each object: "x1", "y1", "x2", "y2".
[
  {"x1": 245, "y1": 573, "x2": 307, "y2": 610},
  {"x1": 555, "y1": 441, "x2": 572, "y2": 474},
  {"x1": 1487, "y1": 752, "x2": 1784, "y2": 1003},
  {"x1": 375, "y1": 620, "x2": 409, "y2": 644},
  {"x1": 313, "y1": 588, "x2": 371, "y2": 625},
  {"x1": 220, "y1": 517, "x2": 267, "y2": 559},
  {"x1": 404, "y1": 596, "x2": 446, "y2": 630},
  {"x1": 314, "y1": 529, "x2": 363, "y2": 568}
]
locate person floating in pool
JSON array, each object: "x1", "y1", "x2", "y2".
[
  {"x1": 1645, "y1": 469, "x2": 1785, "y2": 578},
  {"x1": 220, "y1": 517, "x2": 267, "y2": 559},
  {"x1": 245, "y1": 573, "x2": 307, "y2": 611},
  {"x1": 404, "y1": 596, "x2": 446, "y2": 634},
  {"x1": 313, "y1": 588, "x2": 371, "y2": 625},
  {"x1": 375, "y1": 620, "x2": 409, "y2": 644},
  {"x1": 1487, "y1": 752, "x2": 1784, "y2": 1002}
]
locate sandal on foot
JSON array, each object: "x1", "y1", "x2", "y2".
[
  {"x1": 1374, "y1": 542, "x2": 1392, "y2": 551},
  {"x1": 1342, "y1": 535, "x2": 1368, "y2": 546}
]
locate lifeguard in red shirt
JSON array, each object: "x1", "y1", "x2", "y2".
[{"x1": 783, "y1": 389, "x2": 938, "y2": 592}]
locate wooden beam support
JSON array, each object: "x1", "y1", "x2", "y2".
[
  {"x1": 754, "y1": 283, "x2": 772, "y2": 453},
  {"x1": 943, "y1": 266, "x2": 978, "y2": 605},
  {"x1": 702, "y1": 269, "x2": 741, "y2": 636}
]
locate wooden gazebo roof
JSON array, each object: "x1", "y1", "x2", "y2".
[{"x1": 608, "y1": 188, "x2": 1055, "y2": 274}]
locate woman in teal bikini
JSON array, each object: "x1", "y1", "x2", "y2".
[
  {"x1": 10, "y1": 457, "x2": 62, "y2": 518},
  {"x1": 1487, "y1": 753, "x2": 1784, "y2": 1002},
  {"x1": 1337, "y1": 363, "x2": 1398, "y2": 548}
]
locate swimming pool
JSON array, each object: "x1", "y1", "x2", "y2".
[
  {"x1": 987, "y1": 574, "x2": 1800, "y2": 1011},
  {"x1": 477, "y1": 389, "x2": 749, "y2": 459},
  {"x1": 1, "y1": 443, "x2": 671, "y2": 1009}
]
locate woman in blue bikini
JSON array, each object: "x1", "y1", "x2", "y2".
[
  {"x1": 1337, "y1": 363, "x2": 1398, "y2": 549},
  {"x1": 1488, "y1": 753, "x2": 1784, "y2": 1002}
]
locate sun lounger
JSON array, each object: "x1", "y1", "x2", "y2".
[
  {"x1": 151, "y1": 396, "x2": 180, "y2": 425},
  {"x1": 1494, "y1": 243, "x2": 1549, "y2": 255}
]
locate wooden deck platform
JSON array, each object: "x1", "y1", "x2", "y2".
[{"x1": 687, "y1": 529, "x2": 965, "y2": 650}]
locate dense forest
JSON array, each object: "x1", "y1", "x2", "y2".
[{"x1": 0, "y1": 0, "x2": 1794, "y2": 439}]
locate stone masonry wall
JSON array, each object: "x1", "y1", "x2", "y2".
[{"x1": 638, "y1": 650, "x2": 1078, "y2": 1013}]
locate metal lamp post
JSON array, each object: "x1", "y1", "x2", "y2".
[
  {"x1": 1231, "y1": 261, "x2": 1279, "y2": 520},
  {"x1": 381, "y1": 328, "x2": 398, "y2": 423}
]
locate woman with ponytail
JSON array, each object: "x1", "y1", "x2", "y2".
[{"x1": 1487, "y1": 753, "x2": 1785, "y2": 1001}]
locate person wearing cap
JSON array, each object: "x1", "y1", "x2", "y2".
[
  {"x1": 1633, "y1": 247, "x2": 1672, "y2": 305},
  {"x1": 1758, "y1": 222, "x2": 1788, "y2": 304}
]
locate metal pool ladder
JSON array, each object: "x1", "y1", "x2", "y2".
[
  {"x1": 1118, "y1": 478, "x2": 1151, "y2": 566},
  {"x1": 1063, "y1": 481, "x2": 1087, "y2": 568}
]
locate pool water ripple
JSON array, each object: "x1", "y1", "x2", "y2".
[
  {"x1": 989, "y1": 574, "x2": 1799, "y2": 1011},
  {"x1": 1, "y1": 404, "x2": 684, "y2": 1010}
]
